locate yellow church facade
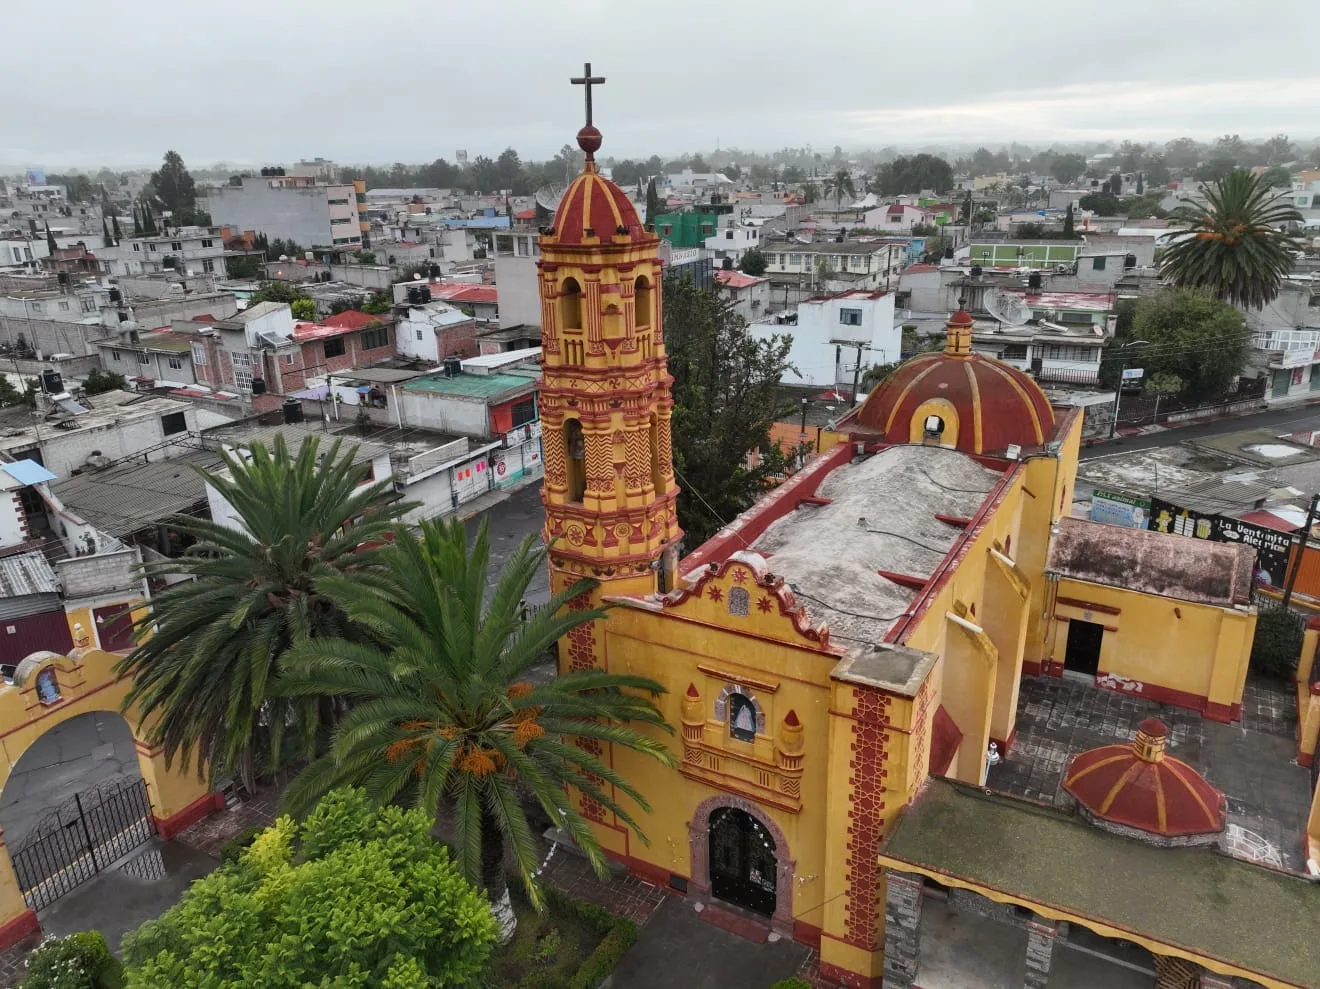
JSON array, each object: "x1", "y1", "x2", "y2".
[{"x1": 538, "y1": 83, "x2": 1270, "y2": 987}]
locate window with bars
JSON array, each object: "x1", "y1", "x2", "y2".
[
  {"x1": 230, "y1": 351, "x2": 253, "y2": 391},
  {"x1": 360, "y1": 327, "x2": 389, "y2": 351},
  {"x1": 1044, "y1": 344, "x2": 1099, "y2": 362}
]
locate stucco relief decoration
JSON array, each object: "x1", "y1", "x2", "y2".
[
  {"x1": 844, "y1": 689, "x2": 890, "y2": 951},
  {"x1": 1097, "y1": 672, "x2": 1145, "y2": 694},
  {"x1": 712, "y1": 684, "x2": 766, "y2": 735}
]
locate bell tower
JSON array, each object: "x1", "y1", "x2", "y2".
[{"x1": 539, "y1": 63, "x2": 682, "y2": 650}]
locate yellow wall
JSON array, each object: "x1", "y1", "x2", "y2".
[{"x1": 1044, "y1": 577, "x2": 1256, "y2": 717}]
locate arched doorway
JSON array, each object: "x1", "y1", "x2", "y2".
[
  {"x1": 687, "y1": 794, "x2": 795, "y2": 935},
  {"x1": 709, "y1": 807, "x2": 777, "y2": 917}
]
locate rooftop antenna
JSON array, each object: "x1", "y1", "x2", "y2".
[{"x1": 983, "y1": 288, "x2": 1031, "y2": 329}]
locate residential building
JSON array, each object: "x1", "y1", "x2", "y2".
[
  {"x1": 1246, "y1": 276, "x2": 1320, "y2": 401},
  {"x1": 754, "y1": 289, "x2": 897, "y2": 391},
  {"x1": 659, "y1": 244, "x2": 714, "y2": 292},
  {"x1": 968, "y1": 240, "x2": 1081, "y2": 269},
  {"x1": 393, "y1": 299, "x2": 479, "y2": 363},
  {"x1": 399, "y1": 281, "x2": 500, "y2": 322},
  {"x1": 493, "y1": 230, "x2": 542, "y2": 329},
  {"x1": 762, "y1": 241, "x2": 906, "y2": 292},
  {"x1": 863, "y1": 203, "x2": 931, "y2": 233},
  {"x1": 97, "y1": 227, "x2": 229, "y2": 278},
  {"x1": 704, "y1": 219, "x2": 761, "y2": 268},
  {"x1": 203, "y1": 176, "x2": 367, "y2": 249},
  {"x1": 96, "y1": 329, "x2": 197, "y2": 387},
  {"x1": 176, "y1": 303, "x2": 395, "y2": 413},
  {"x1": 970, "y1": 318, "x2": 1107, "y2": 384},
  {"x1": 395, "y1": 355, "x2": 539, "y2": 442},
  {"x1": 654, "y1": 209, "x2": 726, "y2": 249},
  {"x1": 714, "y1": 269, "x2": 769, "y2": 323}
]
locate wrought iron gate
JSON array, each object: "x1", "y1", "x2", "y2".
[{"x1": 11, "y1": 777, "x2": 155, "y2": 910}]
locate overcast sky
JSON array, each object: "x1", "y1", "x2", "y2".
[{"x1": 6, "y1": 0, "x2": 1318, "y2": 170}]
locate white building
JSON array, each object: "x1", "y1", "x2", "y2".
[
  {"x1": 97, "y1": 227, "x2": 229, "y2": 277},
  {"x1": 1246, "y1": 277, "x2": 1320, "y2": 401},
  {"x1": 714, "y1": 270, "x2": 770, "y2": 324},
  {"x1": 755, "y1": 289, "x2": 898, "y2": 391},
  {"x1": 205, "y1": 176, "x2": 363, "y2": 249},
  {"x1": 704, "y1": 220, "x2": 761, "y2": 268},
  {"x1": 863, "y1": 204, "x2": 931, "y2": 233},
  {"x1": 394, "y1": 301, "x2": 478, "y2": 363},
  {"x1": 763, "y1": 242, "x2": 906, "y2": 292},
  {"x1": 493, "y1": 231, "x2": 541, "y2": 330}
]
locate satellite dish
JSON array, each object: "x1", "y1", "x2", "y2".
[
  {"x1": 534, "y1": 183, "x2": 567, "y2": 213},
  {"x1": 984, "y1": 289, "x2": 1032, "y2": 327}
]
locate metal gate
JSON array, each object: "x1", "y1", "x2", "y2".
[{"x1": 11, "y1": 777, "x2": 155, "y2": 910}]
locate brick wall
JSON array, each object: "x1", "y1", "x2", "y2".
[{"x1": 56, "y1": 548, "x2": 142, "y2": 599}]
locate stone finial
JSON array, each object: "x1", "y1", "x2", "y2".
[{"x1": 778, "y1": 709, "x2": 804, "y2": 756}]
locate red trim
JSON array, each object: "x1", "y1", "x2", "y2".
[
  {"x1": 1022, "y1": 659, "x2": 1043, "y2": 676},
  {"x1": 604, "y1": 850, "x2": 680, "y2": 892},
  {"x1": 1202, "y1": 700, "x2": 1240, "y2": 724},
  {"x1": 0, "y1": 909, "x2": 39, "y2": 951},
  {"x1": 1300, "y1": 750, "x2": 1315, "y2": 769},
  {"x1": 1093, "y1": 674, "x2": 1241, "y2": 724},
  {"x1": 801, "y1": 496, "x2": 833, "y2": 506},
  {"x1": 1056, "y1": 596, "x2": 1122, "y2": 616},
  {"x1": 876, "y1": 568, "x2": 927, "y2": 590},
  {"x1": 934, "y1": 513, "x2": 971, "y2": 528},
  {"x1": 992, "y1": 727, "x2": 1017, "y2": 757},
  {"x1": 818, "y1": 949, "x2": 882, "y2": 989},
  {"x1": 793, "y1": 920, "x2": 822, "y2": 949},
  {"x1": 153, "y1": 791, "x2": 224, "y2": 840}
]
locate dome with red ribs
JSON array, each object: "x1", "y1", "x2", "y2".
[
  {"x1": 1062, "y1": 718, "x2": 1226, "y2": 840},
  {"x1": 547, "y1": 126, "x2": 649, "y2": 247},
  {"x1": 853, "y1": 308, "x2": 1055, "y2": 456}
]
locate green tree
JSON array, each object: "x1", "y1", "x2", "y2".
[
  {"x1": 1079, "y1": 193, "x2": 1120, "y2": 216},
  {"x1": 1260, "y1": 134, "x2": 1295, "y2": 167},
  {"x1": 1259, "y1": 165, "x2": 1293, "y2": 189},
  {"x1": 102, "y1": 217, "x2": 114, "y2": 248},
  {"x1": 225, "y1": 254, "x2": 262, "y2": 279},
  {"x1": 290, "y1": 297, "x2": 317, "y2": 321},
  {"x1": 44, "y1": 223, "x2": 58, "y2": 255},
  {"x1": 469, "y1": 156, "x2": 500, "y2": 193},
  {"x1": 645, "y1": 179, "x2": 662, "y2": 225},
  {"x1": 0, "y1": 377, "x2": 25, "y2": 408},
  {"x1": 352, "y1": 249, "x2": 377, "y2": 264},
  {"x1": 1144, "y1": 157, "x2": 1171, "y2": 187},
  {"x1": 141, "y1": 203, "x2": 158, "y2": 236},
  {"x1": 116, "y1": 437, "x2": 409, "y2": 791},
  {"x1": 132, "y1": 208, "x2": 142, "y2": 237},
  {"x1": 111, "y1": 215, "x2": 123, "y2": 242},
  {"x1": 1135, "y1": 172, "x2": 1144, "y2": 195},
  {"x1": 1160, "y1": 169, "x2": 1302, "y2": 309},
  {"x1": 121, "y1": 788, "x2": 498, "y2": 987},
  {"x1": 362, "y1": 290, "x2": 392, "y2": 315},
  {"x1": 1049, "y1": 154, "x2": 1088, "y2": 185},
  {"x1": 150, "y1": 150, "x2": 197, "y2": 217},
  {"x1": 18, "y1": 930, "x2": 122, "y2": 989},
  {"x1": 250, "y1": 280, "x2": 310, "y2": 306},
  {"x1": 801, "y1": 181, "x2": 819, "y2": 204},
  {"x1": 1164, "y1": 137, "x2": 1202, "y2": 169},
  {"x1": 871, "y1": 154, "x2": 954, "y2": 195},
  {"x1": 1062, "y1": 203, "x2": 1074, "y2": 237},
  {"x1": 83, "y1": 368, "x2": 127, "y2": 395},
  {"x1": 663, "y1": 278, "x2": 795, "y2": 543},
  {"x1": 824, "y1": 168, "x2": 855, "y2": 212},
  {"x1": 277, "y1": 519, "x2": 674, "y2": 937},
  {"x1": 739, "y1": 247, "x2": 768, "y2": 276},
  {"x1": 1127, "y1": 289, "x2": 1251, "y2": 400}
]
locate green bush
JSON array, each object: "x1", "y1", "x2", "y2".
[
  {"x1": 122, "y1": 788, "x2": 498, "y2": 988},
  {"x1": 1251, "y1": 607, "x2": 1303, "y2": 680},
  {"x1": 217, "y1": 825, "x2": 263, "y2": 864},
  {"x1": 20, "y1": 931, "x2": 121, "y2": 989},
  {"x1": 769, "y1": 979, "x2": 814, "y2": 989}
]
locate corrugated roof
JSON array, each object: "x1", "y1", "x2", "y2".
[
  {"x1": 0, "y1": 551, "x2": 60, "y2": 598},
  {"x1": 51, "y1": 449, "x2": 223, "y2": 537},
  {"x1": 403, "y1": 371, "x2": 535, "y2": 401}
]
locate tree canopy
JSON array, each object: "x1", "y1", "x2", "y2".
[
  {"x1": 1119, "y1": 290, "x2": 1251, "y2": 401},
  {"x1": 1049, "y1": 154, "x2": 1088, "y2": 185},
  {"x1": 150, "y1": 151, "x2": 197, "y2": 219},
  {"x1": 871, "y1": 154, "x2": 954, "y2": 195},
  {"x1": 739, "y1": 247, "x2": 768, "y2": 276},
  {"x1": 121, "y1": 788, "x2": 498, "y2": 988},
  {"x1": 663, "y1": 277, "x2": 795, "y2": 544},
  {"x1": 1160, "y1": 169, "x2": 1302, "y2": 309}
]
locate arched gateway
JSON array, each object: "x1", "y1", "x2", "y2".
[{"x1": 687, "y1": 794, "x2": 795, "y2": 936}]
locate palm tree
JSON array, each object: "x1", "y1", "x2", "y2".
[
  {"x1": 276, "y1": 517, "x2": 675, "y2": 939},
  {"x1": 1159, "y1": 169, "x2": 1303, "y2": 309},
  {"x1": 824, "y1": 168, "x2": 856, "y2": 213},
  {"x1": 117, "y1": 436, "x2": 408, "y2": 792}
]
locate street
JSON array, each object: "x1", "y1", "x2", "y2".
[
  {"x1": 1081, "y1": 402, "x2": 1320, "y2": 460},
  {"x1": 465, "y1": 484, "x2": 550, "y2": 605}
]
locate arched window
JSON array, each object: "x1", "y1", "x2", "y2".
[
  {"x1": 728, "y1": 694, "x2": 758, "y2": 742},
  {"x1": 649, "y1": 413, "x2": 665, "y2": 495},
  {"x1": 560, "y1": 277, "x2": 582, "y2": 331},
  {"x1": 564, "y1": 419, "x2": 586, "y2": 502},
  {"x1": 634, "y1": 276, "x2": 653, "y2": 329},
  {"x1": 728, "y1": 587, "x2": 750, "y2": 617}
]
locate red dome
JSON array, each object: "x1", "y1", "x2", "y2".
[
  {"x1": 1062, "y1": 719, "x2": 1226, "y2": 838},
  {"x1": 549, "y1": 168, "x2": 648, "y2": 246},
  {"x1": 853, "y1": 311, "x2": 1055, "y2": 456}
]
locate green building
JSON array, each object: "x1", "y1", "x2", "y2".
[
  {"x1": 969, "y1": 241, "x2": 1080, "y2": 268},
  {"x1": 654, "y1": 209, "x2": 723, "y2": 248}
]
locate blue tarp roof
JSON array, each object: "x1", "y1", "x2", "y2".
[{"x1": 1, "y1": 459, "x2": 56, "y2": 486}]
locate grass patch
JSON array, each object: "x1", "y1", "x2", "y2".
[{"x1": 485, "y1": 883, "x2": 638, "y2": 989}]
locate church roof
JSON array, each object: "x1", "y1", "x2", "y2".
[
  {"x1": 550, "y1": 167, "x2": 647, "y2": 246},
  {"x1": 1062, "y1": 718, "x2": 1226, "y2": 838},
  {"x1": 852, "y1": 309, "x2": 1056, "y2": 456}
]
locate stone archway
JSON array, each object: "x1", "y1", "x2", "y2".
[{"x1": 688, "y1": 793, "x2": 795, "y2": 937}]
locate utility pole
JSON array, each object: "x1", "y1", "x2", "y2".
[
  {"x1": 1281, "y1": 493, "x2": 1318, "y2": 610},
  {"x1": 851, "y1": 343, "x2": 864, "y2": 402}
]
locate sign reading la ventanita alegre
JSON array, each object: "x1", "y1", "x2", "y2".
[{"x1": 1090, "y1": 488, "x2": 1151, "y2": 529}]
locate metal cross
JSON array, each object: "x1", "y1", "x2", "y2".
[{"x1": 570, "y1": 62, "x2": 605, "y2": 126}]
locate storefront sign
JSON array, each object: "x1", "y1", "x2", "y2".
[{"x1": 1090, "y1": 488, "x2": 1150, "y2": 529}]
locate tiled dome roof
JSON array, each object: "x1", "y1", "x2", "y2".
[
  {"x1": 853, "y1": 309, "x2": 1055, "y2": 456},
  {"x1": 1062, "y1": 718, "x2": 1226, "y2": 838},
  {"x1": 549, "y1": 166, "x2": 647, "y2": 247}
]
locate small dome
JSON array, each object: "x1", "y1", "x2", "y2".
[
  {"x1": 853, "y1": 309, "x2": 1055, "y2": 456},
  {"x1": 548, "y1": 168, "x2": 648, "y2": 247},
  {"x1": 1062, "y1": 718, "x2": 1226, "y2": 840}
]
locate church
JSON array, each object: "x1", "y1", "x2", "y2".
[{"x1": 539, "y1": 70, "x2": 1316, "y2": 989}]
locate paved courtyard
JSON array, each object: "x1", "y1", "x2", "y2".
[{"x1": 991, "y1": 675, "x2": 1311, "y2": 872}]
